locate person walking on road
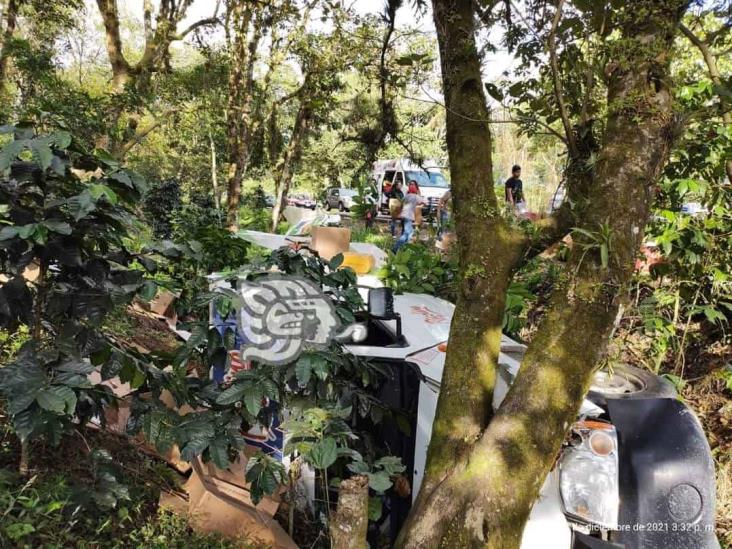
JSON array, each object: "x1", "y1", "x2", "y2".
[{"x1": 392, "y1": 181, "x2": 425, "y2": 252}]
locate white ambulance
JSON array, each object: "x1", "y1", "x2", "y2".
[{"x1": 371, "y1": 158, "x2": 450, "y2": 217}]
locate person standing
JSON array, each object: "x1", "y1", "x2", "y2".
[
  {"x1": 436, "y1": 189, "x2": 451, "y2": 240},
  {"x1": 392, "y1": 181, "x2": 425, "y2": 252},
  {"x1": 388, "y1": 181, "x2": 405, "y2": 237},
  {"x1": 505, "y1": 164, "x2": 527, "y2": 214}
]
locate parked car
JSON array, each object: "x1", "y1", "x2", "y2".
[
  {"x1": 264, "y1": 194, "x2": 276, "y2": 208},
  {"x1": 209, "y1": 241, "x2": 717, "y2": 549},
  {"x1": 325, "y1": 187, "x2": 358, "y2": 211},
  {"x1": 287, "y1": 193, "x2": 316, "y2": 209}
]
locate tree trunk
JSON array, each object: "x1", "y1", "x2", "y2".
[
  {"x1": 210, "y1": 130, "x2": 220, "y2": 209},
  {"x1": 330, "y1": 475, "x2": 369, "y2": 549},
  {"x1": 0, "y1": 0, "x2": 18, "y2": 97},
  {"x1": 271, "y1": 102, "x2": 311, "y2": 231},
  {"x1": 96, "y1": 0, "x2": 131, "y2": 92},
  {"x1": 396, "y1": 1, "x2": 687, "y2": 547},
  {"x1": 225, "y1": 1, "x2": 263, "y2": 231}
]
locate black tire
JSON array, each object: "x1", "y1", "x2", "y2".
[{"x1": 588, "y1": 363, "x2": 677, "y2": 400}]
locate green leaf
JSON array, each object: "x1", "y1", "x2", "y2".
[
  {"x1": 243, "y1": 384, "x2": 263, "y2": 416},
  {"x1": 51, "y1": 130, "x2": 72, "y2": 149},
  {"x1": 0, "y1": 226, "x2": 19, "y2": 241},
  {"x1": 138, "y1": 280, "x2": 157, "y2": 301},
  {"x1": 56, "y1": 359, "x2": 95, "y2": 374},
  {"x1": 329, "y1": 253, "x2": 344, "y2": 270},
  {"x1": 309, "y1": 437, "x2": 337, "y2": 469},
  {"x1": 209, "y1": 436, "x2": 230, "y2": 469},
  {"x1": 6, "y1": 523, "x2": 35, "y2": 540},
  {"x1": 366, "y1": 471, "x2": 393, "y2": 493},
  {"x1": 600, "y1": 243, "x2": 608, "y2": 268},
  {"x1": 109, "y1": 171, "x2": 133, "y2": 188},
  {"x1": 93, "y1": 148, "x2": 119, "y2": 168},
  {"x1": 30, "y1": 138, "x2": 54, "y2": 170},
  {"x1": 37, "y1": 385, "x2": 77, "y2": 415},
  {"x1": 216, "y1": 383, "x2": 246, "y2": 405},
  {"x1": 485, "y1": 83, "x2": 504, "y2": 102},
  {"x1": 43, "y1": 219, "x2": 72, "y2": 235},
  {"x1": 180, "y1": 436, "x2": 211, "y2": 462},
  {"x1": 368, "y1": 496, "x2": 383, "y2": 521},
  {"x1": 295, "y1": 357, "x2": 312, "y2": 387},
  {"x1": 0, "y1": 139, "x2": 27, "y2": 172},
  {"x1": 68, "y1": 191, "x2": 96, "y2": 221},
  {"x1": 88, "y1": 183, "x2": 118, "y2": 204}
]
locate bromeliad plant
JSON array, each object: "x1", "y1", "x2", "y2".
[{"x1": 0, "y1": 126, "x2": 156, "y2": 471}]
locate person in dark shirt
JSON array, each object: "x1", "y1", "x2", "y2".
[{"x1": 505, "y1": 164, "x2": 526, "y2": 214}]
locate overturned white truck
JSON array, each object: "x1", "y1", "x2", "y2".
[{"x1": 214, "y1": 234, "x2": 718, "y2": 549}]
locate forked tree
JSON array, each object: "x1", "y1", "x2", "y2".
[{"x1": 394, "y1": 0, "x2": 690, "y2": 546}]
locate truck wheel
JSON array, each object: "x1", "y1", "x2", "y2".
[{"x1": 588, "y1": 364, "x2": 677, "y2": 400}]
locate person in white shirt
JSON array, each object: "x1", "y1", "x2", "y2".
[{"x1": 392, "y1": 181, "x2": 426, "y2": 252}]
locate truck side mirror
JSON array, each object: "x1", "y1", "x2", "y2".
[{"x1": 368, "y1": 287, "x2": 402, "y2": 340}]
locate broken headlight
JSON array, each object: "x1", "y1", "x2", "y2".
[{"x1": 559, "y1": 420, "x2": 619, "y2": 529}]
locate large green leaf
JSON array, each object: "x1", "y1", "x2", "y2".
[
  {"x1": 37, "y1": 385, "x2": 77, "y2": 415},
  {"x1": 309, "y1": 437, "x2": 337, "y2": 469},
  {"x1": 30, "y1": 138, "x2": 54, "y2": 170},
  {"x1": 208, "y1": 436, "x2": 230, "y2": 469},
  {"x1": 366, "y1": 471, "x2": 393, "y2": 493},
  {"x1": 67, "y1": 190, "x2": 96, "y2": 221},
  {"x1": 43, "y1": 220, "x2": 72, "y2": 235},
  {"x1": 216, "y1": 383, "x2": 246, "y2": 405},
  {"x1": 0, "y1": 139, "x2": 27, "y2": 172},
  {"x1": 295, "y1": 357, "x2": 312, "y2": 387}
]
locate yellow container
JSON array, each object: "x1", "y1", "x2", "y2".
[{"x1": 340, "y1": 251, "x2": 375, "y2": 274}]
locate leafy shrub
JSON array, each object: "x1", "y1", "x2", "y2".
[
  {"x1": 238, "y1": 185, "x2": 274, "y2": 233},
  {"x1": 0, "y1": 126, "x2": 158, "y2": 449},
  {"x1": 143, "y1": 179, "x2": 182, "y2": 239},
  {"x1": 378, "y1": 243, "x2": 457, "y2": 298}
]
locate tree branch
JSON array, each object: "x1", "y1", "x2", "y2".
[
  {"x1": 547, "y1": 0, "x2": 578, "y2": 158},
  {"x1": 175, "y1": 0, "x2": 222, "y2": 40},
  {"x1": 679, "y1": 22, "x2": 732, "y2": 182}
]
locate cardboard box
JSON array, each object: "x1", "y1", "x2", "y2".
[
  {"x1": 158, "y1": 462, "x2": 296, "y2": 549},
  {"x1": 311, "y1": 226, "x2": 351, "y2": 260}
]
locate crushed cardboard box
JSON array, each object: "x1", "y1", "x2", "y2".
[
  {"x1": 89, "y1": 371, "x2": 294, "y2": 546},
  {"x1": 159, "y1": 458, "x2": 295, "y2": 549}
]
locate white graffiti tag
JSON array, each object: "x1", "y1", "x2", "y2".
[{"x1": 236, "y1": 276, "x2": 339, "y2": 365}]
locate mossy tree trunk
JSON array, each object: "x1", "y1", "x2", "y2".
[
  {"x1": 0, "y1": 0, "x2": 19, "y2": 98},
  {"x1": 225, "y1": 0, "x2": 263, "y2": 230},
  {"x1": 271, "y1": 101, "x2": 311, "y2": 231},
  {"x1": 330, "y1": 475, "x2": 369, "y2": 549},
  {"x1": 396, "y1": 1, "x2": 688, "y2": 547}
]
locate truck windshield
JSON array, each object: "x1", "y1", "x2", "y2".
[{"x1": 405, "y1": 170, "x2": 449, "y2": 188}]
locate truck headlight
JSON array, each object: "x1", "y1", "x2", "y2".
[{"x1": 559, "y1": 420, "x2": 619, "y2": 529}]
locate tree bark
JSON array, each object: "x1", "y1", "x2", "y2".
[
  {"x1": 96, "y1": 0, "x2": 131, "y2": 92},
  {"x1": 330, "y1": 475, "x2": 369, "y2": 549},
  {"x1": 271, "y1": 101, "x2": 311, "y2": 231},
  {"x1": 0, "y1": 0, "x2": 18, "y2": 97},
  {"x1": 225, "y1": 1, "x2": 263, "y2": 230},
  {"x1": 396, "y1": 1, "x2": 688, "y2": 547}
]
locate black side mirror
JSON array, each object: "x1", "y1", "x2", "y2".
[
  {"x1": 367, "y1": 287, "x2": 402, "y2": 341},
  {"x1": 368, "y1": 287, "x2": 394, "y2": 318}
]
